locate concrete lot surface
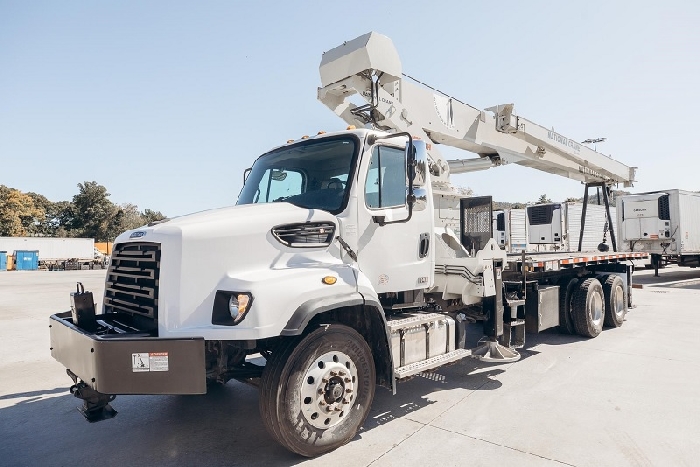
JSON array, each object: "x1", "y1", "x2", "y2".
[{"x1": 1, "y1": 266, "x2": 699, "y2": 466}]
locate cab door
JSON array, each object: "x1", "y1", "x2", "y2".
[{"x1": 354, "y1": 143, "x2": 434, "y2": 294}]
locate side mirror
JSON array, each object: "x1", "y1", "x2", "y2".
[{"x1": 411, "y1": 140, "x2": 428, "y2": 188}]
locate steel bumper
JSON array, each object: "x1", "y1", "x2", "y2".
[{"x1": 50, "y1": 312, "x2": 206, "y2": 395}]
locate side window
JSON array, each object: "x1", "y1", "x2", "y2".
[
  {"x1": 365, "y1": 146, "x2": 407, "y2": 209},
  {"x1": 253, "y1": 169, "x2": 303, "y2": 203}
]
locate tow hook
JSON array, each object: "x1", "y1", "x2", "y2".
[{"x1": 67, "y1": 370, "x2": 117, "y2": 422}]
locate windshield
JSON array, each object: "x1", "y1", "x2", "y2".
[{"x1": 237, "y1": 136, "x2": 358, "y2": 213}]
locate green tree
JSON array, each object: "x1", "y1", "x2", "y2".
[
  {"x1": 71, "y1": 181, "x2": 116, "y2": 241},
  {"x1": 142, "y1": 209, "x2": 167, "y2": 225},
  {"x1": 537, "y1": 194, "x2": 552, "y2": 204},
  {"x1": 0, "y1": 185, "x2": 44, "y2": 236},
  {"x1": 106, "y1": 203, "x2": 145, "y2": 239}
]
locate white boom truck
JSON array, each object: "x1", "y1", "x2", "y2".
[{"x1": 49, "y1": 32, "x2": 647, "y2": 457}]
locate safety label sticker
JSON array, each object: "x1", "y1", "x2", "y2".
[{"x1": 132, "y1": 352, "x2": 169, "y2": 372}]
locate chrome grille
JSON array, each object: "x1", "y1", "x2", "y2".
[
  {"x1": 104, "y1": 242, "x2": 160, "y2": 319},
  {"x1": 272, "y1": 222, "x2": 336, "y2": 247}
]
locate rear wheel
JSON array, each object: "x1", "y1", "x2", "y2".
[
  {"x1": 571, "y1": 278, "x2": 605, "y2": 338},
  {"x1": 602, "y1": 275, "x2": 626, "y2": 327},
  {"x1": 557, "y1": 277, "x2": 579, "y2": 334},
  {"x1": 259, "y1": 324, "x2": 376, "y2": 457}
]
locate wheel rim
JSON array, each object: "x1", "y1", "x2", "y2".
[
  {"x1": 591, "y1": 291, "x2": 603, "y2": 326},
  {"x1": 614, "y1": 284, "x2": 625, "y2": 318},
  {"x1": 300, "y1": 351, "x2": 358, "y2": 429}
]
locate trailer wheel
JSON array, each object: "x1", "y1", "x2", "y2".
[
  {"x1": 571, "y1": 278, "x2": 605, "y2": 338},
  {"x1": 602, "y1": 275, "x2": 626, "y2": 328},
  {"x1": 557, "y1": 277, "x2": 578, "y2": 334},
  {"x1": 259, "y1": 324, "x2": 376, "y2": 457}
]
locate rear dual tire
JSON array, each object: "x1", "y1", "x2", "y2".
[
  {"x1": 570, "y1": 275, "x2": 626, "y2": 338},
  {"x1": 602, "y1": 275, "x2": 626, "y2": 328},
  {"x1": 571, "y1": 278, "x2": 605, "y2": 338}
]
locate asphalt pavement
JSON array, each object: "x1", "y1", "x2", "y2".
[{"x1": 1, "y1": 266, "x2": 699, "y2": 466}]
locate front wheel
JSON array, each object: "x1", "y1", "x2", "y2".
[{"x1": 259, "y1": 324, "x2": 376, "y2": 457}]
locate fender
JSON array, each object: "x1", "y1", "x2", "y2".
[
  {"x1": 281, "y1": 292, "x2": 366, "y2": 336},
  {"x1": 281, "y1": 289, "x2": 395, "y2": 393}
]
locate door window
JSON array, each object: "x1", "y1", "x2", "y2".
[{"x1": 365, "y1": 146, "x2": 406, "y2": 209}]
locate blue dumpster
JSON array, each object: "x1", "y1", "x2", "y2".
[
  {"x1": 0, "y1": 251, "x2": 6, "y2": 271},
  {"x1": 15, "y1": 250, "x2": 39, "y2": 271}
]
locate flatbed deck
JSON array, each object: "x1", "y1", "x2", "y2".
[{"x1": 506, "y1": 251, "x2": 648, "y2": 273}]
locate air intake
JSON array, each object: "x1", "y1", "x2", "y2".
[{"x1": 272, "y1": 222, "x2": 336, "y2": 247}]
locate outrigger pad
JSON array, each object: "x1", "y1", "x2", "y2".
[
  {"x1": 78, "y1": 402, "x2": 117, "y2": 423},
  {"x1": 67, "y1": 369, "x2": 118, "y2": 422},
  {"x1": 470, "y1": 338, "x2": 520, "y2": 363}
]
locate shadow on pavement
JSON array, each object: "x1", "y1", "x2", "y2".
[{"x1": 0, "y1": 346, "x2": 532, "y2": 466}]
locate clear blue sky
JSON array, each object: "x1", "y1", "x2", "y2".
[{"x1": 2, "y1": 1, "x2": 699, "y2": 216}]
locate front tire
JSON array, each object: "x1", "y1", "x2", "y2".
[
  {"x1": 571, "y1": 278, "x2": 605, "y2": 338},
  {"x1": 259, "y1": 324, "x2": 376, "y2": 457}
]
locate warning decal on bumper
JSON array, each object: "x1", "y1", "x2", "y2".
[{"x1": 132, "y1": 352, "x2": 169, "y2": 372}]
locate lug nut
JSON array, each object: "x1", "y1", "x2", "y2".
[
  {"x1": 345, "y1": 388, "x2": 353, "y2": 393},
  {"x1": 338, "y1": 371, "x2": 345, "y2": 376},
  {"x1": 318, "y1": 388, "x2": 324, "y2": 395},
  {"x1": 329, "y1": 371, "x2": 337, "y2": 376},
  {"x1": 343, "y1": 400, "x2": 350, "y2": 404},
  {"x1": 321, "y1": 378, "x2": 329, "y2": 383},
  {"x1": 344, "y1": 377, "x2": 351, "y2": 383},
  {"x1": 334, "y1": 407, "x2": 341, "y2": 412},
  {"x1": 319, "y1": 400, "x2": 326, "y2": 406},
  {"x1": 326, "y1": 406, "x2": 333, "y2": 412}
]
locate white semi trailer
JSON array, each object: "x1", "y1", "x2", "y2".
[
  {"x1": 526, "y1": 202, "x2": 617, "y2": 252},
  {"x1": 617, "y1": 189, "x2": 700, "y2": 275},
  {"x1": 49, "y1": 33, "x2": 646, "y2": 457},
  {"x1": 0, "y1": 237, "x2": 101, "y2": 269}
]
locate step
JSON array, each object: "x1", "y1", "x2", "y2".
[
  {"x1": 387, "y1": 312, "x2": 446, "y2": 331},
  {"x1": 394, "y1": 348, "x2": 473, "y2": 379}
]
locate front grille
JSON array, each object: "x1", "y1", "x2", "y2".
[
  {"x1": 658, "y1": 195, "x2": 670, "y2": 220},
  {"x1": 104, "y1": 242, "x2": 160, "y2": 319},
  {"x1": 272, "y1": 222, "x2": 336, "y2": 247},
  {"x1": 528, "y1": 204, "x2": 558, "y2": 225},
  {"x1": 496, "y1": 212, "x2": 506, "y2": 231}
]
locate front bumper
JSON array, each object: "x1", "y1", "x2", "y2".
[{"x1": 50, "y1": 312, "x2": 206, "y2": 395}]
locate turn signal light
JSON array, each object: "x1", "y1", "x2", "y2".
[{"x1": 322, "y1": 276, "x2": 337, "y2": 285}]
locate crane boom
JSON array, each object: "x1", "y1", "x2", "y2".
[{"x1": 318, "y1": 32, "x2": 636, "y2": 188}]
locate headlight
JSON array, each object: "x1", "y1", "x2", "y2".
[
  {"x1": 229, "y1": 293, "x2": 251, "y2": 323},
  {"x1": 212, "y1": 291, "x2": 253, "y2": 326}
]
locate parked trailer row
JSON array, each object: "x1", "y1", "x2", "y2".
[
  {"x1": 494, "y1": 203, "x2": 616, "y2": 253},
  {"x1": 0, "y1": 237, "x2": 104, "y2": 270},
  {"x1": 617, "y1": 189, "x2": 700, "y2": 275}
]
